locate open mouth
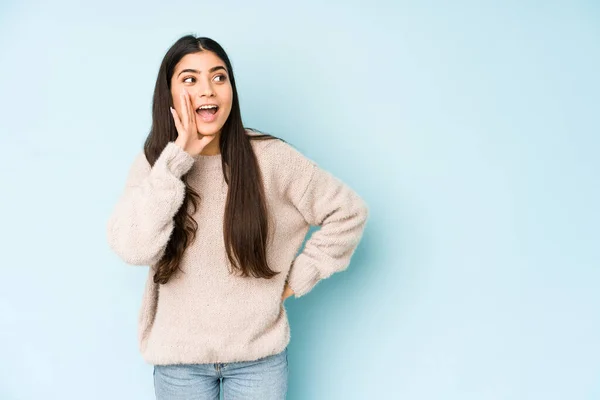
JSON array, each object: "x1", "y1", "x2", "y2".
[{"x1": 196, "y1": 104, "x2": 219, "y2": 122}]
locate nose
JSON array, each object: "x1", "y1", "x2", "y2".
[{"x1": 197, "y1": 78, "x2": 215, "y2": 98}]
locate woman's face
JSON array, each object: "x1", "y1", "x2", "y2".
[{"x1": 170, "y1": 51, "x2": 233, "y2": 137}]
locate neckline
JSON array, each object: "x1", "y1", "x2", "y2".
[
  {"x1": 190, "y1": 128, "x2": 262, "y2": 170},
  {"x1": 193, "y1": 152, "x2": 223, "y2": 170}
]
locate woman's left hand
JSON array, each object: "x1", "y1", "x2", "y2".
[{"x1": 282, "y1": 284, "x2": 295, "y2": 301}]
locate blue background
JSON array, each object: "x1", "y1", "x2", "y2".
[{"x1": 1, "y1": 1, "x2": 598, "y2": 399}]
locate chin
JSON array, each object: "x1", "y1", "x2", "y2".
[{"x1": 197, "y1": 126, "x2": 222, "y2": 136}]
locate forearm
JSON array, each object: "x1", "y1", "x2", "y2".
[
  {"x1": 106, "y1": 142, "x2": 195, "y2": 265},
  {"x1": 287, "y1": 165, "x2": 369, "y2": 298}
]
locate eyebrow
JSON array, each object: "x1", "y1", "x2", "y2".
[{"x1": 177, "y1": 65, "x2": 227, "y2": 77}]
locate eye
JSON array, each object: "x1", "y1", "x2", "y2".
[
  {"x1": 214, "y1": 74, "x2": 227, "y2": 83},
  {"x1": 182, "y1": 76, "x2": 196, "y2": 83}
]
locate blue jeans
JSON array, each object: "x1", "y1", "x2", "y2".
[{"x1": 153, "y1": 347, "x2": 288, "y2": 399}]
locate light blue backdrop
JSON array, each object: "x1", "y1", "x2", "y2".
[{"x1": 1, "y1": 1, "x2": 598, "y2": 399}]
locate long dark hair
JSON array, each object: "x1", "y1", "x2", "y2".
[{"x1": 144, "y1": 35, "x2": 283, "y2": 284}]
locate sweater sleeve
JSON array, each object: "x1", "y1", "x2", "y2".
[
  {"x1": 277, "y1": 142, "x2": 370, "y2": 298},
  {"x1": 106, "y1": 141, "x2": 196, "y2": 266}
]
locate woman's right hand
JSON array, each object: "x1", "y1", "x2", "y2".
[{"x1": 170, "y1": 89, "x2": 216, "y2": 157}]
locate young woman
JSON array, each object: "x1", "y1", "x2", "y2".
[{"x1": 106, "y1": 34, "x2": 369, "y2": 399}]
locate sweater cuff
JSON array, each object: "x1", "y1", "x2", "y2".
[
  {"x1": 287, "y1": 255, "x2": 321, "y2": 298},
  {"x1": 158, "y1": 142, "x2": 196, "y2": 178}
]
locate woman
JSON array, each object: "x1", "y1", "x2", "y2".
[{"x1": 106, "y1": 34, "x2": 369, "y2": 399}]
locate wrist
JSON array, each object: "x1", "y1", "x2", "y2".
[{"x1": 173, "y1": 139, "x2": 194, "y2": 157}]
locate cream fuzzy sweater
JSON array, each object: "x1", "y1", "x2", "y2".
[{"x1": 106, "y1": 132, "x2": 369, "y2": 365}]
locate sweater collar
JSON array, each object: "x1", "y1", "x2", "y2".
[{"x1": 193, "y1": 152, "x2": 222, "y2": 170}]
